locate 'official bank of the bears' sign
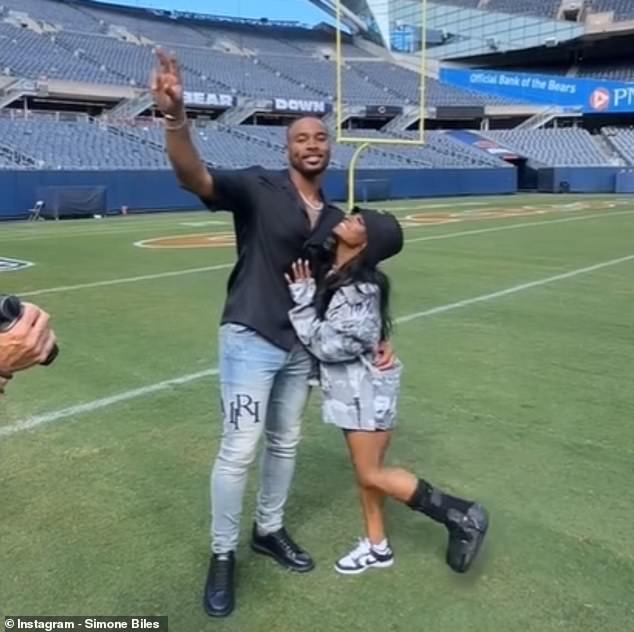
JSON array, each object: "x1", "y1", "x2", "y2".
[
  {"x1": 0, "y1": 257, "x2": 34, "y2": 273},
  {"x1": 273, "y1": 98, "x2": 331, "y2": 114},
  {"x1": 440, "y1": 68, "x2": 634, "y2": 114},
  {"x1": 183, "y1": 91, "x2": 236, "y2": 108}
]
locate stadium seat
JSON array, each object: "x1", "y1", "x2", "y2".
[{"x1": 485, "y1": 128, "x2": 613, "y2": 166}]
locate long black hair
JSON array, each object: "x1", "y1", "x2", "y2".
[{"x1": 314, "y1": 254, "x2": 393, "y2": 341}]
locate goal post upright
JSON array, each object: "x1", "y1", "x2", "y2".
[{"x1": 334, "y1": 0, "x2": 428, "y2": 209}]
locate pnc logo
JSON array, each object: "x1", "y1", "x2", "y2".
[{"x1": 589, "y1": 88, "x2": 610, "y2": 111}]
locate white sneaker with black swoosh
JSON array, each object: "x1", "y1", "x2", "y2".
[{"x1": 335, "y1": 538, "x2": 394, "y2": 575}]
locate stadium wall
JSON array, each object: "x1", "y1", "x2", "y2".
[
  {"x1": 0, "y1": 171, "x2": 199, "y2": 219},
  {"x1": 327, "y1": 168, "x2": 518, "y2": 202},
  {"x1": 615, "y1": 170, "x2": 634, "y2": 194},
  {"x1": 0, "y1": 168, "x2": 517, "y2": 219},
  {"x1": 537, "y1": 168, "x2": 620, "y2": 194}
]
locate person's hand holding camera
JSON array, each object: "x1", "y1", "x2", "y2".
[{"x1": 0, "y1": 300, "x2": 58, "y2": 395}]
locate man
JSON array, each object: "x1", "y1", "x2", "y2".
[
  {"x1": 0, "y1": 302, "x2": 57, "y2": 395},
  {"x1": 151, "y1": 51, "x2": 394, "y2": 618}
]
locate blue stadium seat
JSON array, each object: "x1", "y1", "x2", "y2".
[
  {"x1": 485, "y1": 0, "x2": 560, "y2": 19},
  {"x1": 0, "y1": 115, "x2": 169, "y2": 169},
  {"x1": 0, "y1": 22, "x2": 121, "y2": 83},
  {"x1": 587, "y1": 0, "x2": 634, "y2": 21},
  {"x1": 485, "y1": 128, "x2": 612, "y2": 166},
  {"x1": 0, "y1": 0, "x2": 102, "y2": 32},
  {"x1": 602, "y1": 127, "x2": 634, "y2": 165}
]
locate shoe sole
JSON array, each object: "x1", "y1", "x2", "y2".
[
  {"x1": 335, "y1": 558, "x2": 394, "y2": 576},
  {"x1": 204, "y1": 602, "x2": 234, "y2": 619},
  {"x1": 203, "y1": 590, "x2": 235, "y2": 619},
  {"x1": 448, "y1": 506, "x2": 489, "y2": 574},
  {"x1": 250, "y1": 541, "x2": 315, "y2": 573}
]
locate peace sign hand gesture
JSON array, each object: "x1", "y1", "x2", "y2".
[{"x1": 151, "y1": 49, "x2": 185, "y2": 119}]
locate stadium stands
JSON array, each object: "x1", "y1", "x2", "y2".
[
  {"x1": 193, "y1": 126, "x2": 287, "y2": 169},
  {"x1": 0, "y1": 0, "x2": 630, "y2": 178},
  {"x1": 350, "y1": 61, "x2": 421, "y2": 101},
  {"x1": 424, "y1": 75, "x2": 523, "y2": 106},
  {"x1": 197, "y1": 25, "x2": 315, "y2": 56},
  {"x1": 350, "y1": 61, "x2": 514, "y2": 105},
  {"x1": 260, "y1": 57, "x2": 521, "y2": 105},
  {"x1": 578, "y1": 61, "x2": 634, "y2": 81},
  {"x1": 488, "y1": 61, "x2": 634, "y2": 82},
  {"x1": 96, "y1": 121, "x2": 433, "y2": 169},
  {"x1": 0, "y1": 111, "x2": 516, "y2": 171},
  {"x1": 240, "y1": 125, "x2": 430, "y2": 168},
  {"x1": 602, "y1": 128, "x2": 634, "y2": 166},
  {"x1": 259, "y1": 55, "x2": 404, "y2": 104},
  {"x1": 403, "y1": 130, "x2": 511, "y2": 168},
  {"x1": 439, "y1": 0, "x2": 481, "y2": 8},
  {"x1": 54, "y1": 31, "x2": 156, "y2": 87},
  {"x1": 0, "y1": 114, "x2": 168, "y2": 169},
  {"x1": 146, "y1": 123, "x2": 512, "y2": 170},
  {"x1": 485, "y1": 129, "x2": 613, "y2": 166},
  {"x1": 587, "y1": 0, "x2": 634, "y2": 21},
  {"x1": 0, "y1": 22, "x2": 121, "y2": 83},
  {"x1": 334, "y1": 128, "x2": 511, "y2": 168},
  {"x1": 117, "y1": 121, "x2": 290, "y2": 169},
  {"x1": 84, "y1": 5, "x2": 211, "y2": 46},
  {"x1": 0, "y1": 0, "x2": 101, "y2": 33},
  {"x1": 173, "y1": 47, "x2": 322, "y2": 99},
  {"x1": 442, "y1": 0, "x2": 634, "y2": 21},
  {"x1": 0, "y1": 0, "x2": 530, "y2": 106},
  {"x1": 486, "y1": 0, "x2": 560, "y2": 19},
  {"x1": 0, "y1": 152, "x2": 16, "y2": 167}
]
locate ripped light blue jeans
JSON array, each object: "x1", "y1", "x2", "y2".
[{"x1": 210, "y1": 323, "x2": 312, "y2": 554}]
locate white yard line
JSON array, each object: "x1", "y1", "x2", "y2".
[
  {"x1": 180, "y1": 221, "x2": 229, "y2": 227},
  {"x1": 404, "y1": 208, "x2": 634, "y2": 244},
  {"x1": 3, "y1": 252, "x2": 633, "y2": 439},
  {"x1": 396, "y1": 254, "x2": 634, "y2": 323},
  {"x1": 0, "y1": 369, "x2": 219, "y2": 439},
  {"x1": 2, "y1": 225, "x2": 208, "y2": 243},
  {"x1": 0, "y1": 217, "x2": 208, "y2": 241},
  {"x1": 17, "y1": 209, "x2": 633, "y2": 298},
  {"x1": 386, "y1": 201, "x2": 490, "y2": 211},
  {"x1": 20, "y1": 264, "x2": 233, "y2": 298}
]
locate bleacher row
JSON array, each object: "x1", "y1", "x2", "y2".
[
  {"x1": 0, "y1": 114, "x2": 511, "y2": 170},
  {"x1": 0, "y1": 3, "x2": 516, "y2": 107},
  {"x1": 442, "y1": 0, "x2": 634, "y2": 21},
  {"x1": 1, "y1": 112, "x2": 634, "y2": 170},
  {"x1": 471, "y1": 60, "x2": 634, "y2": 82},
  {"x1": 1, "y1": 0, "x2": 632, "y2": 100},
  {"x1": 0, "y1": 0, "x2": 633, "y2": 173}
]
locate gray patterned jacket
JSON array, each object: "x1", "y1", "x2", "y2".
[{"x1": 289, "y1": 278, "x2": 402, "y2": 431}]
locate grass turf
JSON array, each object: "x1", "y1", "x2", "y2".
[{"x1": 1, "y1": 194, "x2": 633, "y2": 632}]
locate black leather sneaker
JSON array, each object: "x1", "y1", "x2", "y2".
[
  {"x1": 203, "y1": 552, "x2": 236, "y2": 618},
  {"x1": 250, "y1": 524, "x2": 315, "y2": 573},
  {"x1": 445, "y1": 503, "x2": 489, "y2": 573}
]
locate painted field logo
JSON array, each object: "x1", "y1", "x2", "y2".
[
  {"x1": 0, "y1": 257, "x2": 34, "y2": 272},
  {"x1": 134, "y1": 233, "x2": 235, "y2": 249},
  {"x1": 589, "y1": 88, "x2": 610, "y2": 112}
]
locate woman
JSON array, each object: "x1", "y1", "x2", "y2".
[{"x1": 286, "y1": 207, "x2": 489, "y2": 575}]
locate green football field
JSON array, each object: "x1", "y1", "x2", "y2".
[{"x1": 1, "y1": 193, "x2": 633, "y2": 632}]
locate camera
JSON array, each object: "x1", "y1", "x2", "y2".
[{"x1": 0, "y1": 295, "x2": 59, "y2": 366}]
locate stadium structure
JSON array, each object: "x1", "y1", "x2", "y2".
[{"x1": 2, "y1": 0, "x2": 634, "y2": 218}]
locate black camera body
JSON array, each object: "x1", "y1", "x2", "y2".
[{"x1": 0, "y1": 295, "x2": 59, "y2": 366}]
